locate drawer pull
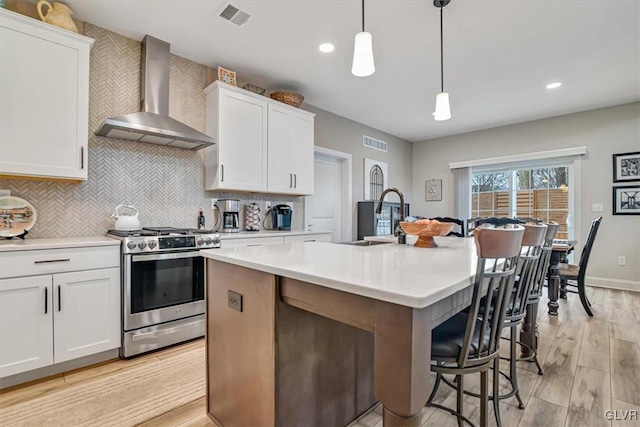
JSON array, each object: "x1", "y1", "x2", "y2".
[
  {"x1": 247, "y1": 244, "x2": 262, "y2": 247},
  {"x1": 304, "y1": 240, "x2": 316, "y2": 242},
  {"x1": 34, "y1": 259, "x2": 70, "y2": 264}
]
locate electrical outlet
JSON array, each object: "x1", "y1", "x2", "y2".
[
  {"x1": 618, "y1": 256, "x2": 626, "y2": 266},
  {"x1": 228, "y1": 290, "x2": 243, "y2": 312},
  {"x1": 210, "y1": 198, "x2": 218, "y2": 209},
  {"x1": 592, "y1": 203, "x2": 604, "y2": 212},
  {"x1": 0, "y1": 189, "x2": 10, "y2": 197},
  {"x1": 265, "y1": 201, "x2": 272, "y2": 210}
]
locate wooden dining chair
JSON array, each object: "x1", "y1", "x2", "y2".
[
  {"x1": 426, "y1": 225, "x2": 524, "y2": 427},
  {"x1": 558, "y1": 217, "x2": 602, "y2": 316}
]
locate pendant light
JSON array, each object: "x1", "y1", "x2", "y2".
[
  {"x1": 433, "y1": 0, "x2": 451, "y2": 121},
  {"x1": 352, "y1": 0, "x2": 375, "y2": 77}
]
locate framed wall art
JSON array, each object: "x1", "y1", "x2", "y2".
[
  {"x1": 613, "y1": 185, "x2": 640, "y2": 215},
  {"x1": 613, "y1": 151, "x2": 640, "y2": 182},
  {"x1": 425, "y1": 179, "x2": 442, "y2": 201}
]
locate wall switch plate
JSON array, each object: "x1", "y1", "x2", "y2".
[
  {"x1": 211, "y1": 198, "x2": 218, "y2": 209},
  {"x1": 228, "y1": 290, "x2": 243, "y2": 312},
  {"x1": 618, "y1": 256, "x2": 626, "y2": 266},
  {"x1": 265, "y1": 201, "x2": 272, "y2": 210},
  {"x1": 0, "y1": 190, "x2": 10, "y2": 197},
  {"x1": 592, "y1": 203, "x2": 604, "y2": 212}
]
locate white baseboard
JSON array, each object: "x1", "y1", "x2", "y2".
[{"x1": 586, "y1": 276, "x2": 640, "y2": 292}]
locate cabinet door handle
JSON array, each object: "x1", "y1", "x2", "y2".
[
  {"x1": 34, "y1": 259, "x2": 70, "y2": 264},
  {"x1": 294, "y1": 174, "x2": 297, "y2": 188},
  {"x1": 289, "y1": 173, "x2": 292, "y2": 188},
  {"x1": 44, "y1": 287, "x2": 48, "y2": 314},
  {"x1": 80, "y1": 146, "x2": 85, "y2": 169},
  {"x1": 221, "y1": 164, "x2": 224, "y2": 182},
  {"x1": 58, "y1": 285, "x2": 61, "y2": 312}
]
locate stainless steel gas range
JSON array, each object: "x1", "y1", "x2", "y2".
[{"x1": 107, "y1": 227, "x2": 220, "y2": 358}]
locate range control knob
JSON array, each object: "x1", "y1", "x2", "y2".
[
  {"x1": 205, "y1": 237, "x2": 213, "y2": 245},
  {"x1": 212, "y1": 236, "x2": 220, "y2": 245},
  {"x1": 137, "y1": 241, "x2": 147, "y2": 250},
  {"x1": 197, "y1": 238, "x2": 205, "y2": 246},
  {"x1": 147, "y1": 240, "x2": 157, "y2": 249},
  {"x1": 127, "y1": 241, "x2": 137, "y2": 250}
]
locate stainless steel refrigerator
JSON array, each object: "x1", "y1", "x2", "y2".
[{"x1": 357, "y1": 201, "x2": 410, "y2": 240}]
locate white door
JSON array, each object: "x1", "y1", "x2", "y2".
[
  {"x1": 308, "y1": 156, "x2": 343, "y2": 242},
  {"x1": 0, "y1": 275, "x2": 53, "y2": 377},
  {"x1": 218, "y1": 90, "x2": 268, "y2": 191},
  {"x1": 53, "y1": 268, "x2": 120, "y2": 363}
]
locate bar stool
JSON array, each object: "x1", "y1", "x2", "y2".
[
  {"x1": 426, "y1": 225, "x2": 525, "y2": 427},
  {"x1": 519, "y1": 222, "x2": 559, "y2": 375}
]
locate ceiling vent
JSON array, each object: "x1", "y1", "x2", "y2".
[
  {"x1": 218, "y1": 3, "x2": 251, "y2": 27},
  {"x1": 363, "y1": 135, "x2": 388, "y2": 153}
]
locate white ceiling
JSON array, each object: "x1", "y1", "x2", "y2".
[{"x1": 64, "y1": 0, "x2": 640, "y2": 142}]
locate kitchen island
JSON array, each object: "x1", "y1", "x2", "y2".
[{"x1": 201, "y1": 238, "x2": 480, "y2": 427}]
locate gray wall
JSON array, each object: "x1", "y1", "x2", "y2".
[
  {"x1": 411, "y1": 102, "x2": 640, "y2": 289},
  {"x1": 303, "y1": 104, "x2": 413, "y2": 239}
]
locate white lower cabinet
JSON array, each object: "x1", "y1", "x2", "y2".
[
  {"x1": 53, "y1": 268, "x2": 120, "y2": 364},
  {"x1": 0, "y1": 275, "x2": 53, "y2": 377},
  {"x1": 0, "y1": 245, "x2": 120, "y2": 378}
]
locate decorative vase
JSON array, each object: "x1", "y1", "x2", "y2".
[{"x1": 36, "y1": 1, "x2": 79, "y2": 33}]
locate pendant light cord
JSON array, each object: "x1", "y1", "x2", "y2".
[
  {"x1": 362, "y1": 0, "x2": 365, "y2": 32},
  {"x1": 440, "y1": 7, "x2": 444, "y2": 92}
]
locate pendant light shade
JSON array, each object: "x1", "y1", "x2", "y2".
[
  {"x1": 433, "y1": 92, "x2": 451, "y2": 121},
  {"x1": 433, "y1": 0, "x2": 451, "y2": 121},
  {"x1": 352, "y1": 0, "x2": 375, "y2": 77},
  {"x1": 352, "y1": 31, "x2": 375, "y2": 77}
]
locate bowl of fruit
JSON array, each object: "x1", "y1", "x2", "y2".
[{"x1": 399, "y1": 219, "x2": 455, "y2": 248}]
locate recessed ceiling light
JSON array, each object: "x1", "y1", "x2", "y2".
[
  {"x1": 546, "y1": 82, "x2": 562, "y2": 89},
  {"x1": 319, "y1": 43, "x2": 335, "y2": 53}
]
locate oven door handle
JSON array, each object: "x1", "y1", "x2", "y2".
[
  {"x1": 131, "y1": 252, "x2": 201, "y2": 262},
  {"x1": 130, "y1": 320, "x2": 203, "y2": 341}
]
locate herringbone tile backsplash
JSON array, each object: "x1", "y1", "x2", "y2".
[{"x1": 0, "y1": 24, "x2": 302, "y2": 238}]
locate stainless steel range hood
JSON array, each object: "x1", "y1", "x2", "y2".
[{"x1": 96, "y1": 35, "x2": 215, "y2": 150}]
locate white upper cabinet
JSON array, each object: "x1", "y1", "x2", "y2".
[
  {"x1": 204, "y1": 82, "x2": 315, "y2": 195},
  {"x1": 204, "y1": 84, "x2": 268, "y2": 192},
  {"x1": 0, "y1": 9, "x2": 94, "y2": 181},
  {"x1": 267, "y1": 105, "x2": 315, "y2": 195}
]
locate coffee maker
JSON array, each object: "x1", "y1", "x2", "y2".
[
  {"x1": 271, "y1": 204, "x2": 292, "y2": 231},
  {"x1": 218, "y1": 199, "x2": 240, "y2": 233}
]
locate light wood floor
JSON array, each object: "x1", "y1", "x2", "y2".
[{"x1": 1, "y1": 287, "x2": 639, "y2": 427}]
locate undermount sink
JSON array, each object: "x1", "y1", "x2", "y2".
[{"x1": 339, "y1": 240, "x2": 394, "y2": 246}]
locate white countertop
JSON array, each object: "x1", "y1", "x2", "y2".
[
  {"x1": 0, "y1": 236, "x2": 120, "y2": 252},
  {"x1": 218, "y1": 230, "x2": 332, "y2": 240},
  {"x1": 201, "y1": 237, "x2": 478, "y2": 309}
]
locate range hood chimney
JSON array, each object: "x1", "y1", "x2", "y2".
[{"x1": 95, "y1": 35, "x2": 215, "y2": 150}]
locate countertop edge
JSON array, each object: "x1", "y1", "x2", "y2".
[
  {"x1": 0, "y1": 237, "x2": 121, "y2": 252},
  {"x1": 200, "y1": 246, "x2": 475, "y2": 309},
  {"x1": 218, "y1": 230, "x2": 332, "y2": 240}
]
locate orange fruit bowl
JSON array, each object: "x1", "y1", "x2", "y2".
[{"x1": 399, "y1": 221, "x2": 455, "y2": 248}]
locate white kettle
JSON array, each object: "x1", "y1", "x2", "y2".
[{"x1": 112, "y1": 204, "x2": 141, "y2": 231}]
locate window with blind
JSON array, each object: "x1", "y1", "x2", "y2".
[{"x1": 471, "y1": 166, "x2": 571, "y2": 239}]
